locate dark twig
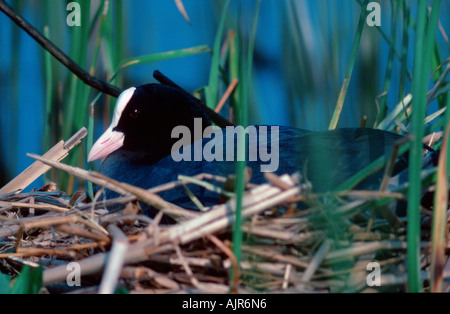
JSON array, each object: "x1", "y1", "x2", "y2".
[
  {"x1": 0, "y1": 0, "x2": 232, "y2": 127},
  {"x1": 154, "y1": 71, "x2": 234, "y2": 128},
  {"x1": 0, "y1": 0, "x2": 122, "y2": 97},
  {"x1": 153, "y1": 70, "x2": 184, "y2": 90}
]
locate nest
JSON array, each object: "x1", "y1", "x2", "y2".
[{"x1": 0, "y1": 128, "x2": 448, "y2": 294}]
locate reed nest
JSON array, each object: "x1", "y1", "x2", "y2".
[{"x1": 0, "y1": 128, "x2": 448, "y2": 294}]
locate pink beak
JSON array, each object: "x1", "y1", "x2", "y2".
[
  {"x1": 87, "y1": 86, "x2": 136, "y2": 162},
  {"x1": 88, "y1": 127, "x2": 125, "y2": 162}
]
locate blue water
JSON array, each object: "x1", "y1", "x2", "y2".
[{"x1": 0, "y1": 3, "x2": 44, "y2": 190}]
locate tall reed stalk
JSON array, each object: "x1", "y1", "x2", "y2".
[{"x1": 407, "y1": 0, "x2": 441, "y2": 292}]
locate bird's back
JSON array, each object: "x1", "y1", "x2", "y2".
[{"x1": 97, "y1": 126, "x2": 406, "y2": 213}]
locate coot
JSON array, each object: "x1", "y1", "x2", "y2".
[{"x1": 87, "y1": 83, "x2": 417, "y2": 218}]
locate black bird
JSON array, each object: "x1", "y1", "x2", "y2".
[{"x1": 88, "y1": 82, "x2": 419, "y2": 219}]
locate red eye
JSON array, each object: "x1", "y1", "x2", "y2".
[{"x1": 130, "y1": 109, "x2": 140, "y2": 119}]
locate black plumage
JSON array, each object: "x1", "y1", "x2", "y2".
[{"x1": 89, "y1": 83, "x2": 414, "y2": 218}]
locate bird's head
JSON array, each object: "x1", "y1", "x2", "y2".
[{"x1": 88, "y1": 84, "x2": 211, "y2": 163}]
